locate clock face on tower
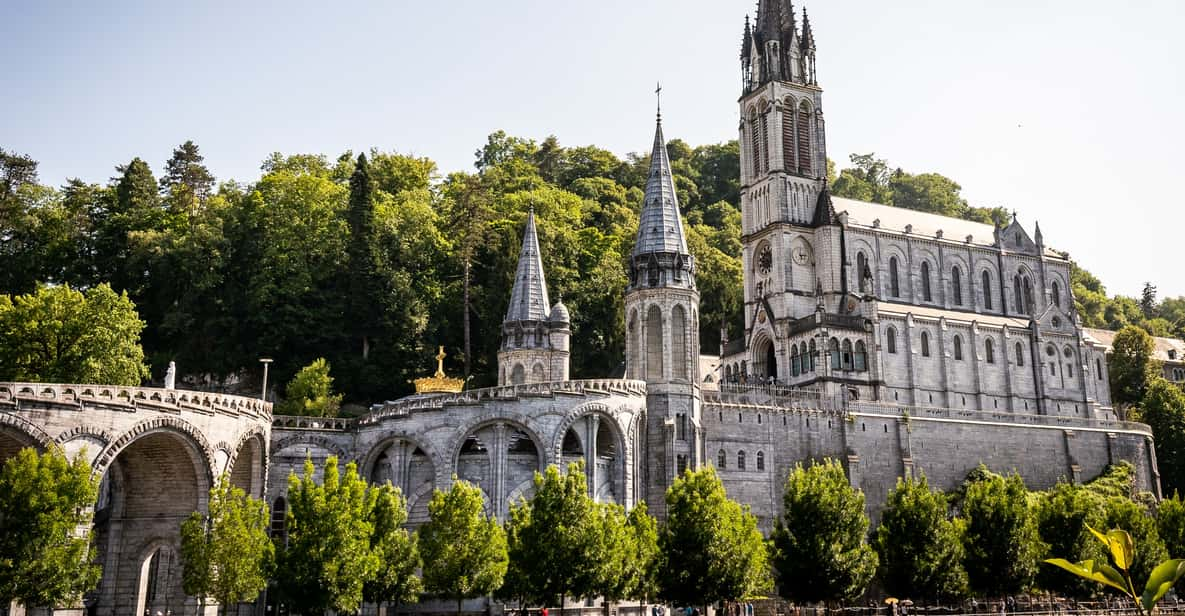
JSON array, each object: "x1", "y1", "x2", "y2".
[
  {"x1": 792, "y1": 246, "x2": 810, "y2": 265},
  {"x1": 758, "y1": 245, "x2": 773, "y2": 274}
]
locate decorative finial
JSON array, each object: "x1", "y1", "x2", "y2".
[
  {"x1": 655, "y1": 82, "x2": 662, "y2": 121},
  {"x1": 434, "y1": 345, "x2": 446, "y2": 377}
]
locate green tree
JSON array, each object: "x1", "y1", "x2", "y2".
[
  {"x1": 774, "y1": 459, "x2": 877, "y2": 603},
  {"x1": 589, "y1": 502, "x2": 636, "y2": 605},
  {"x1": 961, "y1": 471, "x2": 1043, "y2": 596},
  {"x1": 1157, "y1": 494, "x2": 1185, "y2": 561},
  {"x1": 180, "y1": 475, "x2": 274, "y2": 615},
  {"x1": 277, "y1": 456, "x2": 378, "y2": 615},
  {"x1": 1104, "y1": 496, "x2": 1167, "y2": 585},
  {"x1": 1034, "y1": 483, "x2": 1107, "y2": 597},
  {"x1": 364, "y1": 483, "x2": 422, "y2": 615},
  {"x1": 1110, "y1": 325, "x2": 1160, "y2": 410},
  {"x1": 345, "y1": 152, "x2": 383, "y2": 360},
  {"x1": 505, "y1": 462, "x2": 600, "y2": 609},
  {"x1": 0, "y1": 447, "x2": 101, "y2": 610},
  {"x1": 419, "y1": 478, "x2": 508, "y2": 615},
  {"x1": 626, "y1": 503, "x2": 661, "y2": 604},
  {"x1": 874, "y1": 474, "x2": 968, "y2": 601},
  {"x1": 160, "y1": 140, "x2": 215, "y2": 217},
  {"x1": 277, "y1": 358, "x2": 342, "y2": 416},
  {"x1": 660, "y1": 466, "x2": 771, "y2": 607},
  {"x1": 1136, "y1": 379, "x2": 1185, "y2": 497},
  {"x1": 0, "y1": 283, "x2": 149, "y2": 385},
  {"x1": 1141, "y1": 283, "x2": 1159, "y2": 321},
  {"x1": 888, "y1": 171, "x2": 968, "y2": 217}
]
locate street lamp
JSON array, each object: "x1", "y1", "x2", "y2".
[{"x1": 259, "y1": 358, "x2": 273, "y2": 401}]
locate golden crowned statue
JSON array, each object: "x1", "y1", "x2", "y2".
[{"x1": 413, "y1": 346, "x2": 465, "y2": 394}]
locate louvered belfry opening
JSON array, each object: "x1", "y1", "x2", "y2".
[
  {"x1": 796, "y1": 103, "x2": 812, "y2": 175},
  {"x1": 782, "y1": 104, "x2": 796, "y2": 172}
]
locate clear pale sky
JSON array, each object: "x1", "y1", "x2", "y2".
[{"x1": 3, "y1": 1, "x2": 1181, "y2": 298}]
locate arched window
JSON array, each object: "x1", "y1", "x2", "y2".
[
  {"x1": 855, "y1": 341, "x2": 868, "y2": 371},
  {"x1": 717, "y1": 449, "x2": 727, "y2": 469},
  {"x1": 921, "y1": 262, "x2": 932, "y2": 302},
  {"x1": 672, "y1": 305, "x2": 689, "y2": 381},
  {"x1": 748, "y1": 108, "x2": 762, "y2": 177},
  {"x1": 1047, "y1": 345, "x2": 1057, "y2": 375},
  {"x1": 842, "y1": 339, "x2": 854, "y2": 371},
  {"x1": 646, "y1": 305, "x2": 664, "y2": 381},
  {"x1": 986, "y1": 338, "x2": 995, "y2": 364},
  {"x1": 791, "y1": 344, "x2": 801, "y2": 376},
  {"x1": 953, "y1": 335, "x2": 963, "y2": 360},
  {"x1": 1014, "y1": 275, "x2": 1023, "y2": 313},
  {"x1": 1096, "y1": 357, "x2": 1103, "y2": 380},
  {"x1": 1064, "y1": 346, "x2": 1075, "y2": 377},
  {"x1": 532, "y1": 363, "x2": 545, "y2": 382},
  {"x1": 808, "y1": 339, "x2": 817, "y2": 371},
  {"x1": 738, "y1": 450, "x2": 747, "y2": 470},
  {"x1": 887, "y1": 327, "x2": 897, "y2": 354},
  {"x1": 889, "y1": 257, "x2": 901, "y2": 298},
  {"x1": 829, "y1": 338, "x2": 841, "y2": 369},
  {"x1": 982, "y1": 270, "x2": 993, "y2": 310},
  {"x1": 271, "y1": 497, "x2": 287, "y2": 541},
  {"x1": 1052, "y1": 280, "x2": 1061, "y2": 308},
  {"x1": 759, "y1": 105, "x2": 771, "y2": 175},
  {"x1": 1016, "y1": 342, "x2": 1025, "y2": 367},
  {"x1": 797, "y1": 101, "x2": 813, "y2": 175},
  {"x1": 921, "y1": 332, "x2": 931, "y2": 357},
  {"x1": 512, "y1": 363, "x2": 526, "y2": 385},
  {"x1": 952, "y1": 266, "x2": 962, "y2": 306},
  {"x1": 857, "y1": 253, "x2": 869, "y2": 293},
  {"x1": 781, "y1": 99, "x2": 797, "y2": 172},
  {"x1": 756, "y1": 451, "x2": 765, "y2": 471},
  {"x1": 1024, "y1": 278, "x2": 1034, "y2": 314}
]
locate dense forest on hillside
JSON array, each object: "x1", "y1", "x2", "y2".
[{"x1": 1, "y1": 140, "x2": 1181, "y2": 405}]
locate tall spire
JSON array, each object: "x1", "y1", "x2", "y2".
[
  {"x1": 633, "y1": 108, "x2": 688, "y2": 256},
  {"x1": 505, "y1": 209, "x2": 550, "y2": 322},
  {"x1": 800, "y1": 7, "x2": 815, "y2": 50}
]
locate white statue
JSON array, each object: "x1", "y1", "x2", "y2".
[{"x1": 164, "y1": 361, "x2": 176, "y2": 390}]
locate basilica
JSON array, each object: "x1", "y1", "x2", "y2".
[{"x1": 0, "y1": 3, "x2": 1161, "y2": 614}]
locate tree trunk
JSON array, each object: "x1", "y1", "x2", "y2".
[
  {"x1": 458, "y1": 596, "x2": 464, "y2": 616},
  {"x1": 363, "y1": 335, "x2": 370, "y2": 360},
  {"x1": 462, "y1": 258, "x2": 472, "y2": 378}
]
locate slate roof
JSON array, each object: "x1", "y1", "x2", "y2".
[
  {"x1": 633, "y1": 117, "x2": 689, "y2": 257},
  {"x1": 832, "y1": 197, "x2": 1064, "y2": 259},
  {"x1": 1083, "y1": 328, "x2": 1185, "y2": 363},
  {"x1": 505, "y1": 211, "x2": 550, "y2": 322}
]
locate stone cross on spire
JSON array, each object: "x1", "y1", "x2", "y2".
[{"x1": 505, "y1": 209, "x2": 550, "y2": 322}]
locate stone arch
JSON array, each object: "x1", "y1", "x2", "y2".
[
  {"x1": 551, "y1": 402, "x2": 634, "y2": 505},
  {"x1": 531, "y1": 362, "x2": 546, "y2": 382},
  {"x1": 452, "y1": 416, "x2": 548, "y2": 518},
  {"x1": 228, "y1": 427, "x2": 268, "y2": 498},
  {"x1": 0, "y1": 413, "x2": 54, "y2": 466},
  {"x1": 752, "y1": 333, "x2": 777, "y2": 381},
  {"x1": 511, "y1": 363, "x2": 526, "y2": 385},
  {"x1": 94, "y1": 415, "x2": 216, "y2": 481},
  {"x1": 132, "y1": 538, "x2": 182, "y2": 616},
  {"x1": 271, "y1": 434, "x2": 350, "y2": 461},
  {"x1": 92, "y1": 424, "x2": 213, "y2": 616}
]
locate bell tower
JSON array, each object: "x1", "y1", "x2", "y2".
[{"x1": 625, "y1": 95, "x2": 701, "y2": 518}]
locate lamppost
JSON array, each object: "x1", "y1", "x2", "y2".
[{"x1": 259, "y1": 358, "x2": 273, "y2": 401}]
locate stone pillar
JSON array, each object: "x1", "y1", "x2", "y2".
[
  {"x1": 493, "y1": 423, "x2": 507, "y2": 519},
  {"x1": 584, "y1": 415, "x2": 600, "y2": 500}
]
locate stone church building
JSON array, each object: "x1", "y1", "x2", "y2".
[{"x1": 0, "y1": 2, "x2": 1161, "y2": 614}]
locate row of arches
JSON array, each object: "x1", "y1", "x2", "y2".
[
  {"x1": 746, "y1": 97, "x2": 814, "y2": 179},
  {"x1": 872, "y1": 251, "x2": 1063, "y2": 316},
  {"x1": 716, "y1": 448, "x2": 766, "y2": 471},
  {"x1": 887, "y1": 325, "x2": 1027, "y2": 365},
  {"x1": 0, "y1": 419, "x2": 267, "y2": 616},
  {"x1": 627, "y1": 303, "x2": 694, "y2": 382}
]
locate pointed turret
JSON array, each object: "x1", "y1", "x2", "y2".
[
  {"x1": 741, "y1": 15, "x2": 752, "y2": 60},
  {"x1": 1034, "y1": 220, "x2": 1044, "y2": 247},
  {"x1": 800, "y1": 7, "x2": 815, "y2": 51},
  {"x1": 505, "y1": 209, "x2": 550, "y2": 323},
  {"x1": 499, "y1": 210, "x2": 570, "y2": 386},
  {"x1": 633, "y1": 113, "x2": 689, "y2": 258}
]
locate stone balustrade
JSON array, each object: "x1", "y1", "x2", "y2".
[
  {"x1": 360, "y1": 378, "x2": 647, "y2": 425},
  {"x1": 272, "y1": 415, "x2": 353, "y2": 430},
  {"x1": 0, "y1": 382, "x2": 271, "y2": 419}
]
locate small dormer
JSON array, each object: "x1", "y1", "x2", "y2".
[{"x1": 1000, "y1": 216, "x2": 1041, "y2": 256}]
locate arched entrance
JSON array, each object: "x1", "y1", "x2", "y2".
[
  {"x1": 90, "y1": 430, "x2": 211, "y2": 616},
  {"x1": 229, "y1": 433, "x2": 266, "y2": 498},
  {"x1": 455, "y1": 422, "x2": 544, "y2": 520},
  {"x1": 366, "y1": 438, "x2": 436, "y2": 525},
  {"x1": 557, "y1": 414, "x2": 626, "y2": 505},
  {"x1": 753, "y1": 337, "x2": 778, "y2": 382}
]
